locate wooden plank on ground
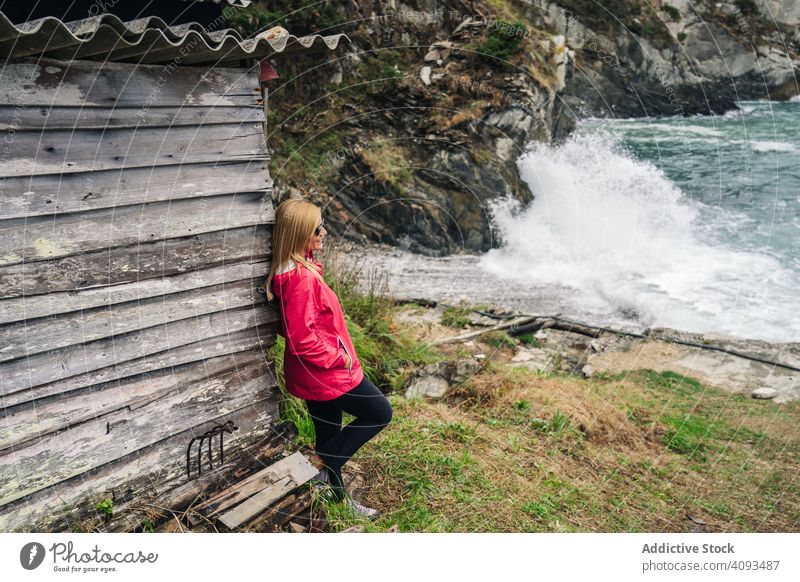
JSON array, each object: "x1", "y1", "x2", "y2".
[
  {"x1": 0, "y1": 58, "x2": 258, "y2": 107},
  {"x1": 241, "y1": 489, "x2": 313, "y2": 533},
  {"x1": 218, "y1": 476, "x2": 295, "y2": 529},
  {"x1": 0, "y1": 192, "x2": 273, "y2": 267},
  {"x1": 0, "y1": 161, "x2": 270, "y2": 220},
  {"x1": 2, "y1": 123, "x2": 266, "y2": 177},
  {"x1": 0, "y1": 225, "x2": 271, "y2": 299},
  {"x1": 188, "y1": 451, "x2": 317, "y2": 527},
  {"x1": 215, "y1": 452, "x2": 318, "y2": 530},
  {"x1": 0, "y1": 304, "x2": 276, "y2": 398}
]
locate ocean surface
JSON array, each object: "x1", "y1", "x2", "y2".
[{"x1": 360, "y1": 99, "x2": 800, "y2": 342}]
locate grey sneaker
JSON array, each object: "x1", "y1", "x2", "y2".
[
  {"x1": 345, "y1": 497, "x2": 380, "y2": 520},
  {"x1": 310, "y1": 467, "x2": 330, "y2": 486}
]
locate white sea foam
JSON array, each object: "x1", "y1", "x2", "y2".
[
  {"x1": 650, "y1": 124, "x2": 722, "y2": 137},
  {"x1": 607, "y1": 121, "x2": 722, "y2": 137},
  {"x1": 623, "y1": 135, "x2": 719, "y2": 145},
  {"x1": 479, "y1": 131, "x2": 800, "y2": 341},
  {"x1": 749, "y1": 140, "x2": 797, "y2": 152},
  {"x1": 722, "y1": 105, "x2": 756, "y2": 118}
]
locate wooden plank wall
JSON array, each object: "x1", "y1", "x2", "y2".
[{"x1": 0, "y1": 58, "x2": 281, "y2": 532}]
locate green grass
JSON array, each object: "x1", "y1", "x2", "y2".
[
  {"x1": 663, "y1": 4, "x2": 681, "y2": 21},
  {"x1": 357, "y1": 398, "x2": 500, "y2": 532},
  {"x1": 278, "y1": 132, "x2": 343, "y2": 186},
  {"x1": 549, "y1": 410, "x2": 574, "y2": 437},
  {"x1": 476, "y1": 19, "x2": 528, "y2": 64},
  {"x1": 353, "y1": 49, "x2": 408, "y2": 85},
  {"x1": 516, "y1": 333, "x2": 541, "y2": 347},
  {"x1": 513, "y1": 399, "x2": 530, "y2": 412},
  {"x1": 441, "y1": 305, "x2": 472, "y2": 328},
  {"x1": 484, "y1": 331, "x2": 517, "y2": 350},
  {"x1": 95, "y1": 498, "x2": 113, "y2": 518},
  {"x1": 427, "y1": 420, "x2": 478, "y2": 444}
]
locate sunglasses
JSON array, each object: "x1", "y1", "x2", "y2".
[{"x1": 314, "y1": 219, "x2": 325, "y2": 236}]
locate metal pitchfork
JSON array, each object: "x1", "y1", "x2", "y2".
[{"x1": 186, "y1": 420, "x2": 239, "y2": 480}]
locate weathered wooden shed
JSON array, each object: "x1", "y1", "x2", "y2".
[{"x1": 0, "y1": 7, "x2": 348, "y2": 532}]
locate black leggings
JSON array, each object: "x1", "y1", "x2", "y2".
[{"x1": 305, "y1": 375, "x2": 393, "y2": 501}]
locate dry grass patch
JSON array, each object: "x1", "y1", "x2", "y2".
[{"x1": 358, "y1": 140, "x2": 412, "y2": 188}]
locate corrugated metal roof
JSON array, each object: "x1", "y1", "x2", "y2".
[{"x1": 0, "y1": 11, "x2": 349, "y2": 66}]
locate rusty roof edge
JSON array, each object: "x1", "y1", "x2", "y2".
[
  {"x1": 64, "y1": 14, "x2": 245, "y2": 43},
  {"x1": 0, "y1": 11, "x2": 351, "y2": 62},
  {"x1": 177, "y1": 0, "x2": 252, "y2": 6}
]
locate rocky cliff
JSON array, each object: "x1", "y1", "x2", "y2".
[
  {"x1": 520, "y1": 0, "x2": 800, "y2": 117},
  {"x1": 261, "y1": 0, "x2": 573, "y2": 255}
]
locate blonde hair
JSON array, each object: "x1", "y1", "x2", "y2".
[{"x1": 263, "y1": 198, "x2": 324, "y2": 300}]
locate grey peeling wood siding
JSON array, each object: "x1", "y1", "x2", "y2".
[{"x1": 0, "y1": 57, "x2": 279, "y2": 532}]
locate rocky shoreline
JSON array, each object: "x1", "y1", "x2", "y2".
[
  {"x1": 394, "y1": 298, "x2": 800, "y2": 404},
  {"x1": 332, "y1": 243, "x2": 800, "y2": 404}
]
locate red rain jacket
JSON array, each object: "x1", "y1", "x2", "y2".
[{"x1": 270, "y1": 253, "x2": 363, "y2": 401}]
